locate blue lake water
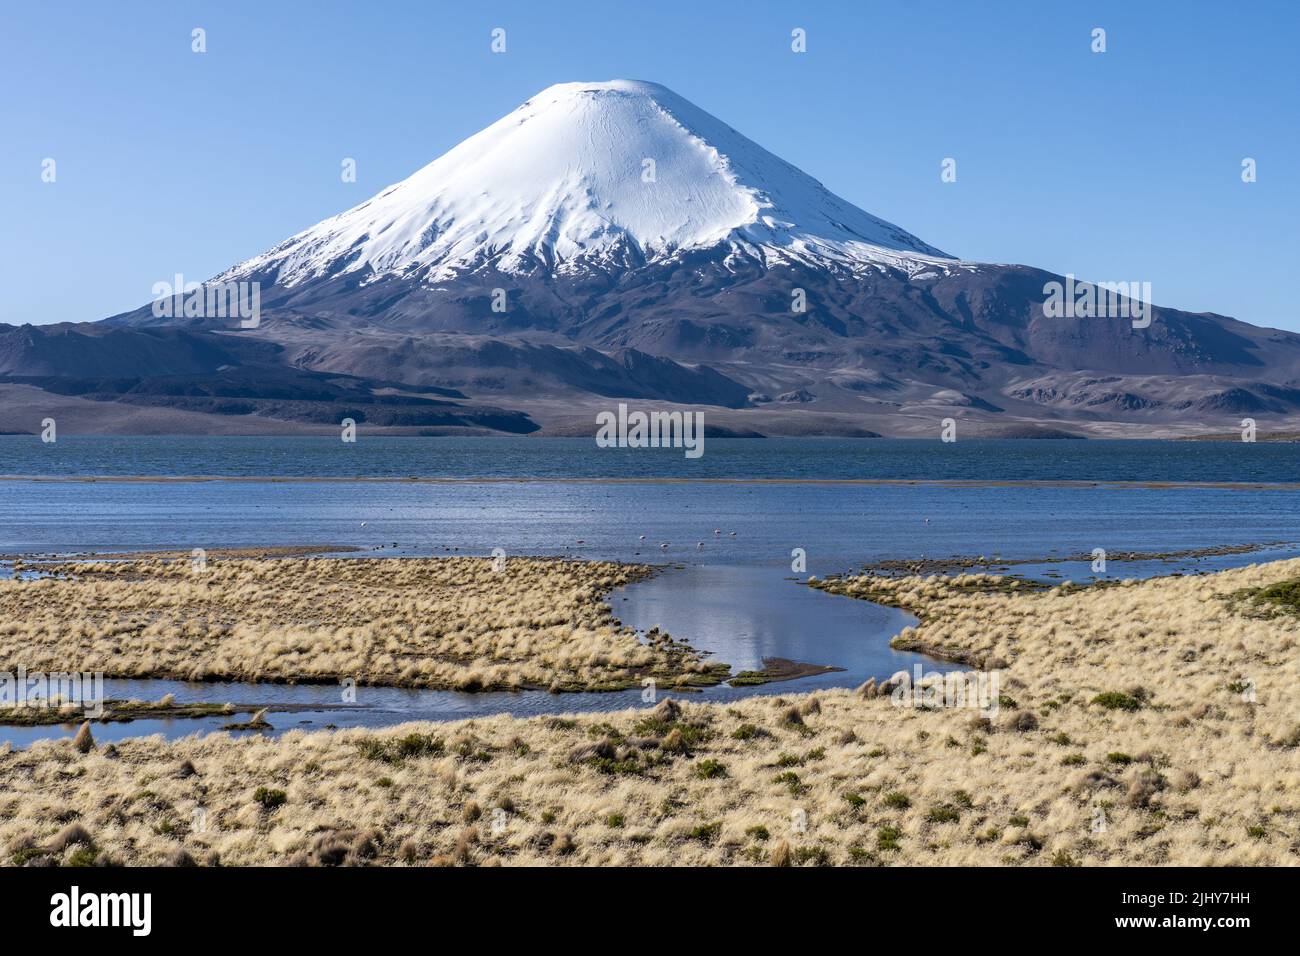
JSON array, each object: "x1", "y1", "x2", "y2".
[
  {"x1": 2, "y1": 437, "x2": 1298, "y2": 747},
  {"x1": 0, "y1": 435, "x2": 1297, "y2": 482},
  {"x1": 4, "y1": 477, "x2": 1300, "y2": 569}
]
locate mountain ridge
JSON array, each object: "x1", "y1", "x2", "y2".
[{"x1": 5, "y1": 79, "x2": 1300, "y2": 437}]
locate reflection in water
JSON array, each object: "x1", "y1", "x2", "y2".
[{"x1": 612, "y1": 565, "x2": 921, "y2": 678}]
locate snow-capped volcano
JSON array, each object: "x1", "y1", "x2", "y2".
[
  {"x1": 78, "y1": 78, "x2": 1300, "y2": 439},
  {"x1": 224, "y1": 79, "x2": 953, "y2": 288}
]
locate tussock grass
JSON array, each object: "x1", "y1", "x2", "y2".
[
  {"x1": 1, "y1": 558, "x2": 1298, "y2": 865},
  {"x1": 0, "y1": 556, "x2": 723, "y2": 692}
]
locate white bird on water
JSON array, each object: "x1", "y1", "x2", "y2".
[
  {"x1": 660, "y1": 543, "x2": 669, "y2": 550},
  {"x1": 639, "y1": 535, "x2": 646, "y2": 541}
]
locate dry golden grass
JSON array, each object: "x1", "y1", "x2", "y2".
[
  {"x1": 2, "y1": 557, "x2": 1298, "y2": 866},
  {"x1": 0, "y1": 557, "x2": 723, "y2": 692}
]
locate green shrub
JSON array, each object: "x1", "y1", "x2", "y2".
[
  {"x1": 877, "y1": 825, "x2": 902, "y2": 851},
  {"x1": 773, "y1": 771, "x2": 806, "y2": 794},
  {"x1": 67, "y1": 846, "x2": 99, "y2": 867},
  {"x1": 358, "y1": 733, "x2": 445, "y2": 764},
  {"x1": 1252, "y1": 579, "x2": 1300, "y2": 613},
  {"x1": 793, "y1": 846, "x2": 831, "y2": 866},
  {"x1": 634, "y1": 716, "x2": 707, "y2": 743},
  {"x1": 694, "y1": 758, "x2": 727, "y2": 779},
  {"x1": 588, "y1": 755, "x2": 643, "y2": 775},
  {"x1": 1093, "y1": 692, "x2": 1143, "y2": 712},
  {"x1": 689, "y1": 821, "x2": 722, "y2": 842},
  {"x1": 10, "y1": 847, "x2": 46, "y2": 866},
  {"x1": 927, "y1": 805, "x2": 961, "y2": 823},
  {"x1": 253, "y1": 787, "x2": 286, "y2": 809}
]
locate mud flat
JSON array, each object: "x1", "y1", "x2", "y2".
[
  {"x1": 0, "y1": 545, "x2": 360, "y2": 562},
  {"x1": 858, "y1": 541, "x2": 1291, "y2": 576},
  {"x1": 728, "y1": 658, "x2": 845, "y2": 686},
  {"x1": 0, "y1": 699, "x2": 358, "y2": 727}
]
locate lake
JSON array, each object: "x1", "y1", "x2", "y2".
[{"x1": 0, "y1": 435, "x2": 1297, "y2": 482}]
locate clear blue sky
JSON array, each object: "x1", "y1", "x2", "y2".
[{"x1": 3, "y1": 0, "x2": 1296, "y2": 329}]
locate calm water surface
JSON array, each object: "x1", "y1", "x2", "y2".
[{"x1": 0, "y1": 435, "x2": 1297, "y2": 482}]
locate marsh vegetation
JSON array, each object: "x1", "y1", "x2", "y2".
[
  {"x1": 3, "y1": 557, "x2": 1296, "y2": 866},
  {"x1": 0, "y1": 556, "x2": 726, "y2": 693}
]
